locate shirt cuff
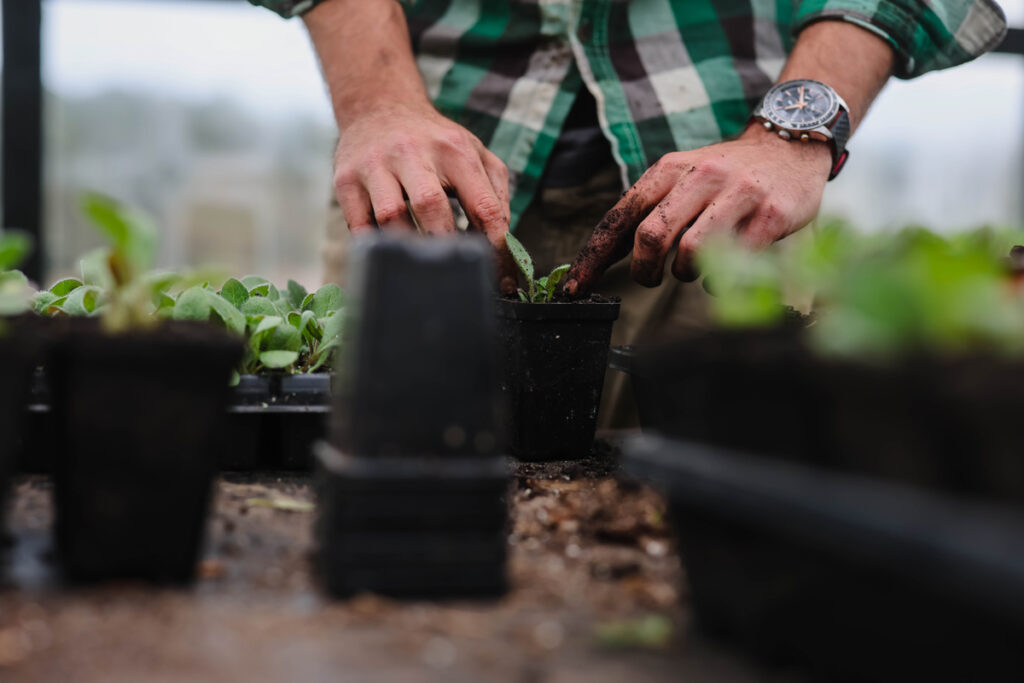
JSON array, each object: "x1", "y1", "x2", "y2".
[{"x1": 795, "y1": 0, "x2": 1008, "y2": 79}]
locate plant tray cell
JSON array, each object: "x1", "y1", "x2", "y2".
[{"x1": 622, "y1": 433, "x2": 1024, "y2": 682}]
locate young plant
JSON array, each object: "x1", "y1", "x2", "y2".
[
  {"x1": 0, "y1": 229, "x2": 33, "y2": 317},
  {"x1": 504, "y1": 231, "x2": 570, "y2": 303}
]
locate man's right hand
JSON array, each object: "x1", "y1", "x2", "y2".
[{"x1": 304, "y1": 0, "x2": 517, "y2": 293}]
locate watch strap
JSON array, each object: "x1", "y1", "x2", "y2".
[{"x1": 827, "y1": 109, "x2": 851, "y2": 181}]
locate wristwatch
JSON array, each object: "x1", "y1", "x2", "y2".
[{"x1": 752, "y1": 79, "x2": 851, "y2": 181}]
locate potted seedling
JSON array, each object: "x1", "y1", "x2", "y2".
[
  {"x1": 48, "y1": 194, "x2": 241, "y2": 583},
  {"x1": 496, "y1": 231, "x2": 619, "y2": 461}
]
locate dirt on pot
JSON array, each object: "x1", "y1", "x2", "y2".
[{"x1": 0, "y1": 439, "x2": 793, "y2": 682}]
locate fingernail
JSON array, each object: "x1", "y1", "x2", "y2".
[{"x1": 564, "y1": 279, "x2": 578, "y2": 297}]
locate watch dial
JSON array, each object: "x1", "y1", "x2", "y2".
[{"x1": 764, "y1": 80, "x2": 836, "y2": 131}]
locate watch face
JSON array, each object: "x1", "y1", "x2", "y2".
[{"x1": 762, "y1": 79, "x2": 838, "y2": 131}]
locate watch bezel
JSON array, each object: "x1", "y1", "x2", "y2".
[{"x1": 760, "y1": 79, "x2": 839, "y2": 132}]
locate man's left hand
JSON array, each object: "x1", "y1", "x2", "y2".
[{"x1": 564, "y1": 123, "x2": 832, "y2": 296}]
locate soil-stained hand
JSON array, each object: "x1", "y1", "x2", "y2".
[
  {"x1": 334, "y1": 102, "x2": 518, "y2": 294},
  {"x1": 563, "y1": 124, "x2": 832, "y2": 297}
]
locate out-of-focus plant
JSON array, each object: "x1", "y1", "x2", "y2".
[
  {"x1": 0, "y1": 229, "x2": 34, "y2": 317},
  {"x1": 698, "y1": 220, "x2": 1024, "y2": 358}
]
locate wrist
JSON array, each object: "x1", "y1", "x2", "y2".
[
  {"x1": 335, "y1": 93, "x2": 435, "y2": 130},
  {"x1": 740, "y1": 120, "x2": 832, "y2": 178}
]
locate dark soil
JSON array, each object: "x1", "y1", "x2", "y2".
[
  {"x1": 499, "y1": 293, "x2": 621, "y2": 305},
  {"x1": 0, "y1": 438, "x2": 793, "y2": 682}
]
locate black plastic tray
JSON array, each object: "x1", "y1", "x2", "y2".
[
  {"x1": 19, "y1": 372, "x2": 331, "y2": 473},
  {"x1": 622, "y1": 433, "x2": 1024, "y2": 682}
]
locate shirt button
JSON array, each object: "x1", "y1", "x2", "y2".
[{"x1": 577, "y1": 18, "x2": 593, "y2": 43}]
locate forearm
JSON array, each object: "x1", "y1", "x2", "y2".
[
  {"x1": 778, "y1": 20, "x2": 895, "y2": 132},
  {"x1": 303, "y1": 0, "x2": 430, "y2": 129}
]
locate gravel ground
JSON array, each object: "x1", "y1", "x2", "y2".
[{"x1": 0, "y1": 441, "x2": 794, "y2": 683}]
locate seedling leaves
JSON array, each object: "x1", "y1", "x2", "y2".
[
  {"x1": 0, "y1": 230, "x2": 31, "y2": 271},
  {"x1": 259, "y1": 350, "x2": 299, "y2": 369},
  {"x1": 172, "y1": 286, "x2": 211, "y2": 322},
  {"x1": 286, "y1": 279, "x2": 308, "y2": 310},
  {"x1": 311, "y1": 284, "x2": 344, "y2": 318},
  {"x1": 50, "y1": 278, "x2": 83, "y2": 297},
  {"x1": 220, "y1": 278, "x2": 249, "y2": 308}
]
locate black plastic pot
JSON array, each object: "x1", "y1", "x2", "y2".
[
  {"x1": 496, "y1": 297, "x2": 619, "y2": 461},
  {"x1": 622, "y1": 433, "x2": 1024, "y2": 682},
  {"x1": 218, "y1": 373, "x2": 330, "y2": 470},
  {"x1": 315, "y1": 443, "x2": 508, "y2": 598},
  {"x1": 49, "y1": 321, "x2": 241, "y2": 583},
  {"x1": 609, "y1": 326, "x2": 821, "y2": 462},
  {"x1": 0, "y1": 321, "x2": 39, "y2": 538}
]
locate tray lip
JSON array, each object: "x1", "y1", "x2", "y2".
[
  {"x1": 314, "y1": 441, "x2": 509, "y2": 480},
  {"x1": 621, "y1": 432, "x2": 1024, "y2": 620}
]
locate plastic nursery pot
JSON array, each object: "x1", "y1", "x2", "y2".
[
  {"x1": 623, "y1": 434, "x2": 1024, "y2": 682},
  {"x1": 218, "y1": 373, "x2": 331, "y2": 471},
  {"x1": 0, "y1": 320, "x2": 41, "y2": 530},
  {"x1": 496, "y1": 297, "x2": 620, "y2": 461},
  {"x1": 314, "y1": 443, "x2": 508, "y2": 598},
  {"x1": 49, "y1": 320, "x2": 242, "y2": 583},
  {"x1": 820, "y1": 354, "x2": 1024, "y2": 502},
  {"x1": 609, "y1": 325, "x2": 821, "y2": 462}
]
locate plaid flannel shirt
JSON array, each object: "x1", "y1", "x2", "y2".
[{"x1": 252, "y1": 0, "x2": 1007, "y2": 228}]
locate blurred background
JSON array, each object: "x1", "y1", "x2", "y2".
[{"x1": 11, "y1": 0, "x2": 1024, "y2": 285}]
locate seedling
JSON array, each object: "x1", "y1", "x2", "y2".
[
  {"x1": 504, "y1": 231, "x2": 570, "y2": 303},
  {"x1": 0, "y1": 229, "x2": 33, "y2": 317}
]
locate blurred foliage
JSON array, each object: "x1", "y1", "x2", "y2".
[{"x1": 697, "y1": 218, "x2": 1024, "y2": 359}]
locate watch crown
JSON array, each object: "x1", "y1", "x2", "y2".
[
  {"x1": 777, "y1": 130, "x2": 791, "y2": 141},
  {"x1": 762, "y1": 121, "x2": 772, "y2": 130},
  {"x1": 800, "y1": 133, "x2": 810, "y2": 142}
]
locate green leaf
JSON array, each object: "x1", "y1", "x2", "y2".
[
  {"x1": 249, "y1": 283, "x2": 271, "y2": 297},
  {"x1": 266, "y1": 283, "x2": 282, "y2": 302},
  {"x1": 50, "y1": 278, "x2": 83, "y2": 297},
  {"x1": 0, "y1": 230, "x2": 31, "y2": 270},
  {"x1": 267, "y1": 323, "x2": 303, "y2": 352},
  {"x1": 545, "y1": 264, "x2": 570, "y2": 300},
  {"x1": 155, "y1": 292, "x2": 175, "y2": 312},
  {"x1": 308, "y1": 337, "x2": 340, "y2": 373},
  {"x1": 286, "y1": 279, "x2": 308, "y2": 310},
  {"x1": 252, "y1": 315, "x2": 284, "y2": 337},
  {"x1": 220, "y1": 278, "x2": 249, "y2": 308},
  {"x1": 594, "y1": 615, "x2": 672, "y2": 650},
  {"x1": 172, "y1": 286, "x2": 212, "y2": 322},
  {"x1": 517, "y1": 289, "x2": 528, "y2": 303},
  {"x1": 310, "y1": 283, "x2": 344, "y2": 318},
  {"x1": 144, "y1": 271, "x2": 182, "y2": 296},
  {"x1": 504, "y1": 231, "x2": 534, "y2": 286},
  {"x1": 259, "y1": 350, "x2": 299, "y2": 369},
  {"x1": 80, "y1": 248, "x2": 114, "y2": 289},
  {"x1": 60, "y1": 285, "x2": 103, "y2": 316},
  {"x1": 32, "y1": 290, "x2": 59, "y2": 313},
  {"x1": 80, "y1": 193, "x2": 157, "y2": 282},
  {"x1": 205, "y1": 290, "x2": 246, "y2": 336},
  {"x1": 300, "y1": 292, "x2": 315, "y2": 311},
  {"x1": 240, "y1": 296, "x2": 279, "y2": 318},
  {"x1": 321, "y1": 311, "x2": 344, "y2": 343},
  {"x1": 240, "y1": 275, "x2": 269, "y2": 289}
]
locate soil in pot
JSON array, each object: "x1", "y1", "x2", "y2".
[
  {"x1": 496, "y1": 295, "x2": 619, "y2": 461},
  {"x1": 49, "y1": 320, "x2": 242, "y2": 583}
]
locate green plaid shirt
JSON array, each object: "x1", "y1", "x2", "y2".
[{"x1": 253, "y1": 0, "x2": 1006, "y2": 228}]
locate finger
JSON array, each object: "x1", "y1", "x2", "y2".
[
  {"x1": 394, "y1": 162, "x2": 456, "y2": 236},
  {"x1": 335, "y1": 176, "x2": 376, "y2": 236},
  {"x1": 739, "y1": 204, "x2": 791, "y2": 250},
  {"x1": 630, "y1": 183, "x2": 716, "y2": 287},
  {"x1": 441, "y1": 152, "x2": 517, "y2": 291},
  {"x1": 563, "y1": 158, "x2": 685, "y2": 298},
  {"x1": 365, "y1": 170, "x2": 415, "y2": 232},
  {"x1": 672, "y1": 192, "x2": 759, "y2": 282},
  {"x1": 481, "y1": 149, "x2": 510, "y2": 218}
]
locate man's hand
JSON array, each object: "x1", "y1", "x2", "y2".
[
  {"x1": 304, "y1": 0, "x2": 517, "y2": 293},
  {"x1": 564, "y1": 20, "x2": 894, "y2": 298},
  {"x1": 564, "y1": 125, "x2": 831, "y2": 294},
  {"x1": 334, "y1": 102, "x2": 509, "y2": 239}
]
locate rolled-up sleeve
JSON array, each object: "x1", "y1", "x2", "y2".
[
  {"x1": 795, "y1": 0, "x2": 1008, "y2": 78},
  {"x1": 247, "y1": 0, "x2": 328, "y2": 19}
]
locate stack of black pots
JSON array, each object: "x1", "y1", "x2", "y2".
[{"x1": 315, "y1": 235, "x2": 508, "y2": 598}]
